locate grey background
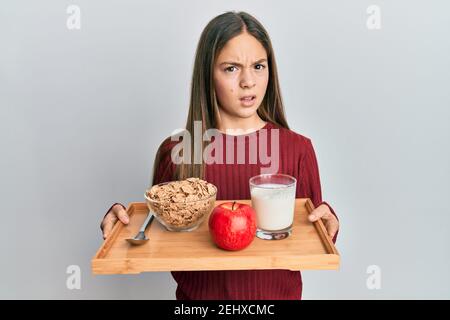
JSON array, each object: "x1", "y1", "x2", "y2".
[{"x1": 1, "y1": 0, "x2": 449, "y2": 299}]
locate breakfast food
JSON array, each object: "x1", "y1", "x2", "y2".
[
  {"x1": 145, "y1": 178, "x2": 217, "y2": 230},
  {"x1": 209, "y1": 201, "x2": 257, "y2": 251}
]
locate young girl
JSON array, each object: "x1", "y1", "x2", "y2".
[{"x1": 101, "y1": 11, "x2": 339, "y2": 300}]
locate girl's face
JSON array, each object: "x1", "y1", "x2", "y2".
[{"x1": 213, "y1": 32, "x2": 269, "y2": 121}]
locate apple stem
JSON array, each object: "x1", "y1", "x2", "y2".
[{"x1": 232, "y1": 201, "x2": 236, "y2": 211}]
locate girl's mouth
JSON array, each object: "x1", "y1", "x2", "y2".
[
  {"x1": 239, "y1": 95, "x2": 256, "y2": 106},
  {"x1": 240, "y1": 95, "x2": 256, "y2": 101}
]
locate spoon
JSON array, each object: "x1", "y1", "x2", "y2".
[{"x1": 126, "y1": 212, "x2": 154, "y2": 245}]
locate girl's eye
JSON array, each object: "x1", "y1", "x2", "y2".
[
  {"x1": 224, "y1": 64, "x2": 266, "y2": 72},
  {"x1": 225, "y1": 66, "x2": 237, "y2": 72}
]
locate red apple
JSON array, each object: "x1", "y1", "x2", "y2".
[{"x1": 208, "y1": 201, "x2": 257, "y2": 251}]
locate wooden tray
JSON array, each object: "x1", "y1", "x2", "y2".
[{"x1": 92, "y1": 198, "x2": 340, "y2": 274}]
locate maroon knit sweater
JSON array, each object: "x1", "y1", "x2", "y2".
[{"x1": 107, "y1": 121, "x2": 339, "y2": 300}]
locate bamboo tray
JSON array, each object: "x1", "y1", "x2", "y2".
[{"x1": 92, "y1": 198, "x2": 340, "y2": 274}]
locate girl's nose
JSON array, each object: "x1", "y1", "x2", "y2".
[{"x1": 240, "y1": 69, "x2": 256, "y2": 89}]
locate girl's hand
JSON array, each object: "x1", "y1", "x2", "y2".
[
  {"x1": 100, "y1": 204, "x2": 129, "y2": 240},
  {"x1": 308, "y1": 204, "x2": 339, "y2": 239}
]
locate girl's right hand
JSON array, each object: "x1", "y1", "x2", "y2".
[{"x1": 100, "y1": 204, "x2": 129, "y2": 239}]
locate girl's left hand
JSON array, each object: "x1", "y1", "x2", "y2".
[{"x1": 308, "y1": 204, "x2": 339, "y2": 240}]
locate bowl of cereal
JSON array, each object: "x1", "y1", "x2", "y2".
[{"x1": 144, "y1": 178, "x2": 218, "y2": 232}]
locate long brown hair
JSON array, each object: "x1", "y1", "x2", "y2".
[{"x1": 152, "y1": 11, "x2": 289, "y2": 184}]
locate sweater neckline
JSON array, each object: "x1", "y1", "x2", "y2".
[{"x1": 218, "y1": 121, "x2": 273, "y2": 138}]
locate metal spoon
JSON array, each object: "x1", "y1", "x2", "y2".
[{"x1": 126, "y1": 212, "x2": 154, "y2": 245}]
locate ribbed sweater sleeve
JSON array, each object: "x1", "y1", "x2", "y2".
[
  {"x1": 301, "y1": 138, "x2": 339, "y2": 244},
  {"x1": 152, "y1": 139, "x2": 177, "y2": 185}
]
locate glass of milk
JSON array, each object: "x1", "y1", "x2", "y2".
[{"x1": 249, "y1": 174, "x2": 297, "y2": 240}]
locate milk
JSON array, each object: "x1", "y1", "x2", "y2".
[{"x1": 250, "y1": 183, "x2": 296, "y2": 231}]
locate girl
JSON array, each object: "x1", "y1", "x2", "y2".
[{"x1": 101, "y1": 11, "x2": 340, "y2": 300}]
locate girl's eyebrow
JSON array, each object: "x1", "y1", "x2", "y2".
[{"x1": 219, "y1": 58, "x2": 267, "y2": 67}]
